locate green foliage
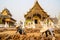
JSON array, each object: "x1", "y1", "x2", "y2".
[
  {"x1": 0, "y1": 19, "x2": 2, "y2": 24},
  {"x1": 26, "y1": 19, "x2": 32, "y2": 22},
  {"x1": 24, "y1": 19, "x2": 32, "y2": 26}
]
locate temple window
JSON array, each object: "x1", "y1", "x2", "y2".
[
  {"x1": 37, "y1": 14, "x2": 41, "y2": 18},
  {"x1": 33, "y1": 14, "x2": 41, "y2": 18},
  {"x1": 27, "y1": 17, "x2": 31, "y2": 19}
]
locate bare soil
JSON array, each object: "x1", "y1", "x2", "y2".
[{"x1": 0, "y1": 28, "x2": 60, "y2": 40}]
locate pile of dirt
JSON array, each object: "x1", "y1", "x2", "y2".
[
  {"x1": 0, "y1": 33, "x2": 60, "y2": 40},
  {"x1": 0, "y1": 33, "x2": 41, "y2": 40},
  {"x1": 0, "y1": 28, "x2": 40, "y2": 34},
  {"x1": 0, "y1": 28, "x2": 60, "y2": 40},
  {"x1": 24, "y1": 28, "x2": 40, "y2": 33},
  {"x1": 0, "y1": 28, "x2": 16, "y2": 32}
]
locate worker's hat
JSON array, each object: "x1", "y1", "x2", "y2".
[
  {"x1": 40, "y1": 27, "x2": 48, "y2": 32},
  {"x1": 16, "y1": 25, "x2": 19, "y2": 28}
]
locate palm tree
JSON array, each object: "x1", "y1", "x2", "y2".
[{"x1": 0, "y1": 13, "x2": 3, "y2": 24}]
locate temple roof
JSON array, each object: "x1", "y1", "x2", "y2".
[
  {"x1": 24, "y1": 1, "x2": 49, "y2": 17},
  {"x1": 10, "y1": 18, "x2": 16, "y2": 22},
  {"x1": 30, "y1": 1, "x2": 43, "y2": 11},
  {"x1": 1, "y1": 8, "x2": 16, "y2": 22},
  {"x1": 50, "y1": 17, "x2": 58, "y2": 24},
  {"x1": 1, "y1": 8, "x2": 12, "y2": 16}
]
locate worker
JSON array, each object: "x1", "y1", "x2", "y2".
[{"x1": 16, "y1": 25, "x2": 22, "y2": 34}]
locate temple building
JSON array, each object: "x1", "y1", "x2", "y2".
[
  {"x1": 24, "y1": 1, "x2": 51, "y2": 28},
  {"x1": 0, "y1": 8, "x2": 16, "y2": 27}
]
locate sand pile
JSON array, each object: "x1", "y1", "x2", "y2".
[
  {"x1": 0, "y1": 33, "x2": 42, "y2": 40},
  {"x1": 0, "y1": 33, "x2": 59, "y2": 40},
  {"x1": 0, "y1": 28, "x2": 60, "y2": 40}
]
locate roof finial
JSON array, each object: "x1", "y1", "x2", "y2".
[
  {"x1": 35, "y1": 0, "x2": 38, "y2": 3},
  {"x1": 35, "y1": 0, "x2": 38, "y2": 2}
]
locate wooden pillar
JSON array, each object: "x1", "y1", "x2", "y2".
[{"x1": 7, "y1": 21, "x2": 9, "y2": 27}]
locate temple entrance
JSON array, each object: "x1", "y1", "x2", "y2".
[{"x1": 35, "y1": 19, "x2": 38, "y2": 24}]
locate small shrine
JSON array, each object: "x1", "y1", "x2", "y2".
[{"x1": 0, "y1": 8, "x2": 16, "y2": 27}]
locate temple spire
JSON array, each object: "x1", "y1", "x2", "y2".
[
  {"x1": 35, "y1": 0, "x2": 38, "y2": 1},
  {"x1": 34, "y1": 0, "x2": 38, "y2": 3}
]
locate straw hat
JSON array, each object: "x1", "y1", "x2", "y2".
[
  {"x1": 40, "y1": 27, "x2": 48, "y2": 32},
  {"x1": 16, "y1": 25, "x2": 19, "y2": 28}
]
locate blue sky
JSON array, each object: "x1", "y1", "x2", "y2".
[{"x1": 0, "y1": 0, "x2": 60, "y2": 21}]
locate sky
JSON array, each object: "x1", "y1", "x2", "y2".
[{"x1": 0, "y1": 0, "x2": 60, "y2": 22}]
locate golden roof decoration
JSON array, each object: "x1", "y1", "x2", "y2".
[
  {"x1": 24, "y1": 1, "x2": 49, "y2": 18},
  {"x1": 1, "y1": 8, "x2": 12, "y2": 16}
]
